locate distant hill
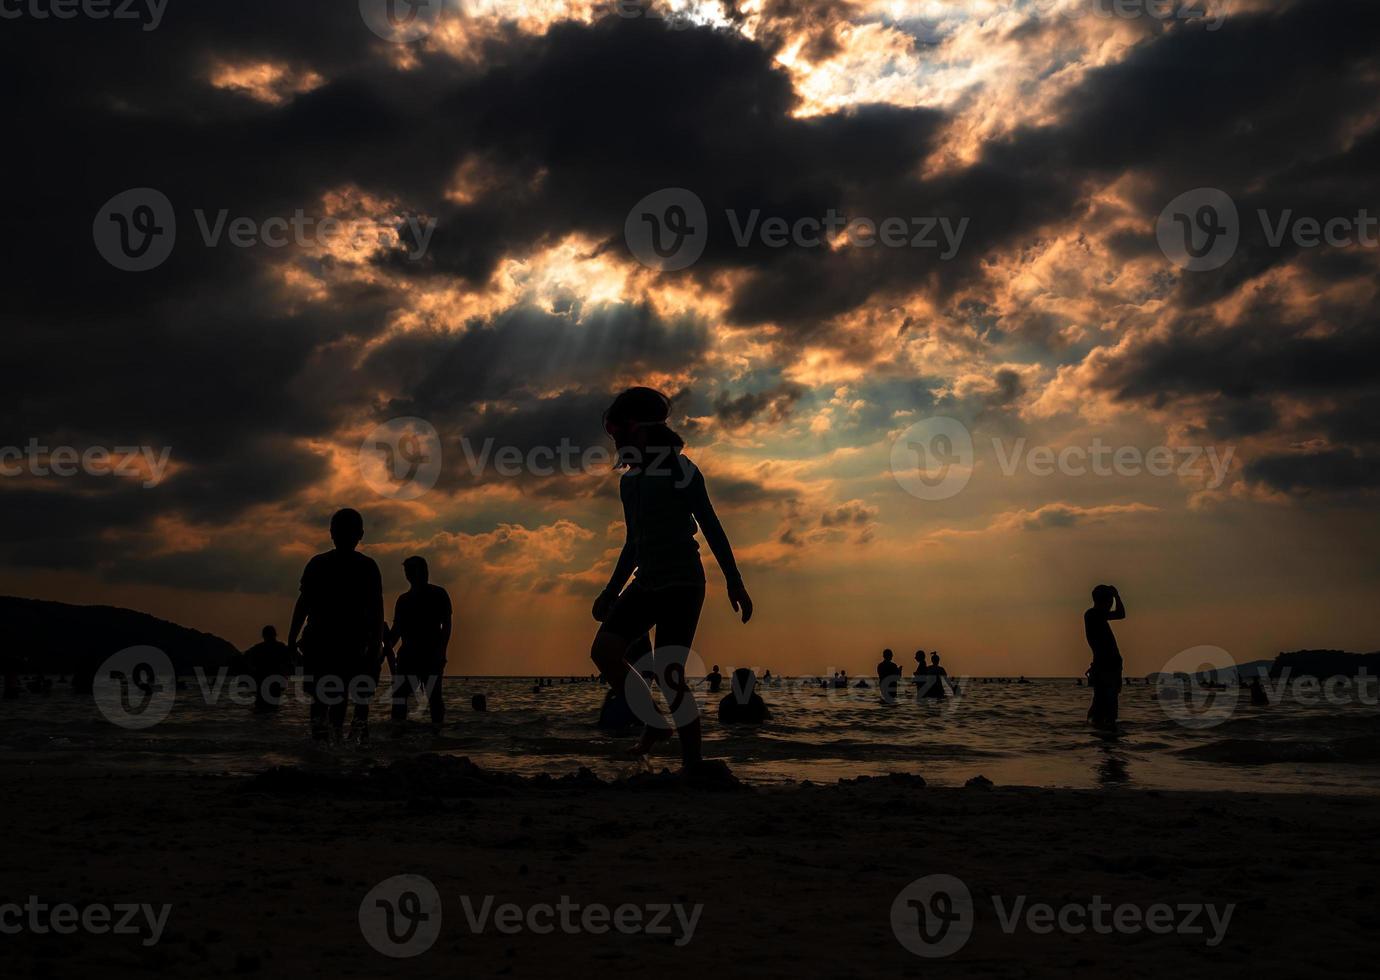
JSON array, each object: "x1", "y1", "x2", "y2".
[
  {"x1": 1, "y1": 595, "x2": 240, "y2": 688},
  {"x1": 1147, "y1": 651, "x2": 1380, "y2": 684},
  {"x1": 1272, "y1": 649, "x2": 1380, "y2": 678},
  {"x1": 1145, "y1": 659, "x2": 1274, "y2": 684}
]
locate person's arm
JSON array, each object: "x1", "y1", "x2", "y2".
[
  {"x1": 1109, "y1": 588, "x2": 1126, "y2": 621},
  {"x1": 593, "y1": 486, "x2": 637, "y2": 621},
  {"x1": 368, "y1": 562, "x2": 384, "y2": 654},
  {"x1": 439, "y1": 589, "x2": 453, "y2": 656},
  {"x1": 685, "y1": 466, "x2": 753, "y2": 623},
  {"x1": 286, "y1": 591, "x2": 308, "y2": 655}
]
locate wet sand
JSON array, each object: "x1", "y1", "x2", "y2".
[{"x1": 3, "y1": 757, "x2": 1374, "y2": 978}]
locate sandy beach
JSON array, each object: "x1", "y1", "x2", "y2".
[{"x1": 4, "y1": 756, "x2": 1375, "y2": 978}]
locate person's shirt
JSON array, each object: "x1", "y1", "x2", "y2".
[
  {"x1": 392, "y1": 583, "x2": 452, "y2": 663},
  {"x1": 706, "y1": 670, "x2": 723, "y2": 692},
  {"x1": 299, "y1": 549, "x2": 383, "y2": 650},
  {"x1": 1083, "y1": 608, "x2": 1123, "y2": 669},
  {"x1": 878, "y1": 660, "x2": 901, "y2": 679},
  {"x1": 245, "y1": 640, "x2": 293, "y2": 678},
  {"x1": 620, "y1": 451, "x2": 742, "y2": 590}
]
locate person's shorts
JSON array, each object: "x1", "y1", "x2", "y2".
[{"x1": 598, "y1": 580, "x2": 705, "y2": 650}]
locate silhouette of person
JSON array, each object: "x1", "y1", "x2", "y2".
[
  {"x1": 718, "y1": 668, "x2": 769, "y2": 724},
  {"x1": 706, "y1": 664, "x2": 723, "y2": 693},
  {"x1": 925, "y1": 652, "x2": 950, "y2": 699},
  {"x1": 244, "y1": 625, "x2": 294, "y2": 711},
  {"x1": 916, "y1": 651, "x2": 946, "y2": 699},
  {"x1": 877, "y1": 648, "x2": 902, "y2": 702},
  {"x1": 1084, "y1": 584, "x2": 1125, "y2": 730},
  {"x1": 1249, "y1": 677, "x2": 1269, "y2": 707},
  {"x1": 386, "y1": 556, "x2": 452, "y2": 730},
  {"x1": 589, "y1": 387, "x2": 753, "y2": 773},
  {"x1": 287, "y1": 508, "x2": 383, "y2": 742}
]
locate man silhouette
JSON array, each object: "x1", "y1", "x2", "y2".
[
  {"x1": 1084, "y1": 584, "x2": 1126, "y2": 730},
  {"x1": 287, "y1": 508, "x2": 383, "y2": 742},
  {"x1": 244, "y1": 625, "x2": 295, "y2": 711},
  {"x1": 386, "y1": 556, "x2": 452, "y2": 730},
  {"x1": 706, "y1": 664, "x2": 723, "y2": 693},
  {"x1": 718, "y1": 668, "x2": 768, "y2": 724},
  {"x1": 877, "y1": 649, "x2": 902, "y2": 702}
]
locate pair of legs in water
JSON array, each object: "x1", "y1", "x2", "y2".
[{"x1": 590, "y1": 581, "x2": 705, "y2": 768}]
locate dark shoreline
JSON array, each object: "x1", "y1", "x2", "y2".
[{"x1": 5, "y1": 758, "x2": 1377, "y2": 978}]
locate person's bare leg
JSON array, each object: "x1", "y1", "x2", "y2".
[
  {"x1": 677, "y1": 716, "x2": 702, "y2": 768},
  {"x1": 590, "y1": 631, "x2": 669, "y2": 754}
]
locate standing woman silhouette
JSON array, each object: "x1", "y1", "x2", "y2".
[{"x1": 590, "y1": 387, "x2": 753, "y2": 772}]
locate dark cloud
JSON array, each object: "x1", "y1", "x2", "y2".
[
  {"x1": 3, "y1": 0, "x2": 1380, "y2": 594},
  {"x1": 713, "y1": 382, "x2": 807, "y2": 426}
]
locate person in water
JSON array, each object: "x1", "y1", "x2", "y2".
[
  {"x1": 589, "y1": 387, "x2": 753, "y2": 772},
  {"x1": 287, "y1": 508, "x2": 384, "y2": 742},
  {"x1": 925, "y1": 652, "x2": 949, "y2": 698},
  {"x1": 1248, "y1": 677, "x2": 1270, "y2": 707},
  {"x1": 718, "y1": 667, "x2": 769, "y2": 724},
  {"x1": 706, "y1": 665, "x2": 723, "y2": 693},
  {"x1": 876, "y1": 648, "x2": 902, "y2": 701},
  {"x1": 386, "y1": 555, "x2": 453, "y2": 731},
  {"x1": 244, "y1": 625, "x2": 295, "y2": 711},
  {"x1": 1084, "y1": 584, "x2": 1126, "y2": 730},
  {"x1": 916, "y1": 651, "x2": 946, "y2": 699}
]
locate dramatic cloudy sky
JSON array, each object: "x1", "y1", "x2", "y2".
[{"x1": 2, "y1": 0, "x2": 1377, "y2": 675}]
